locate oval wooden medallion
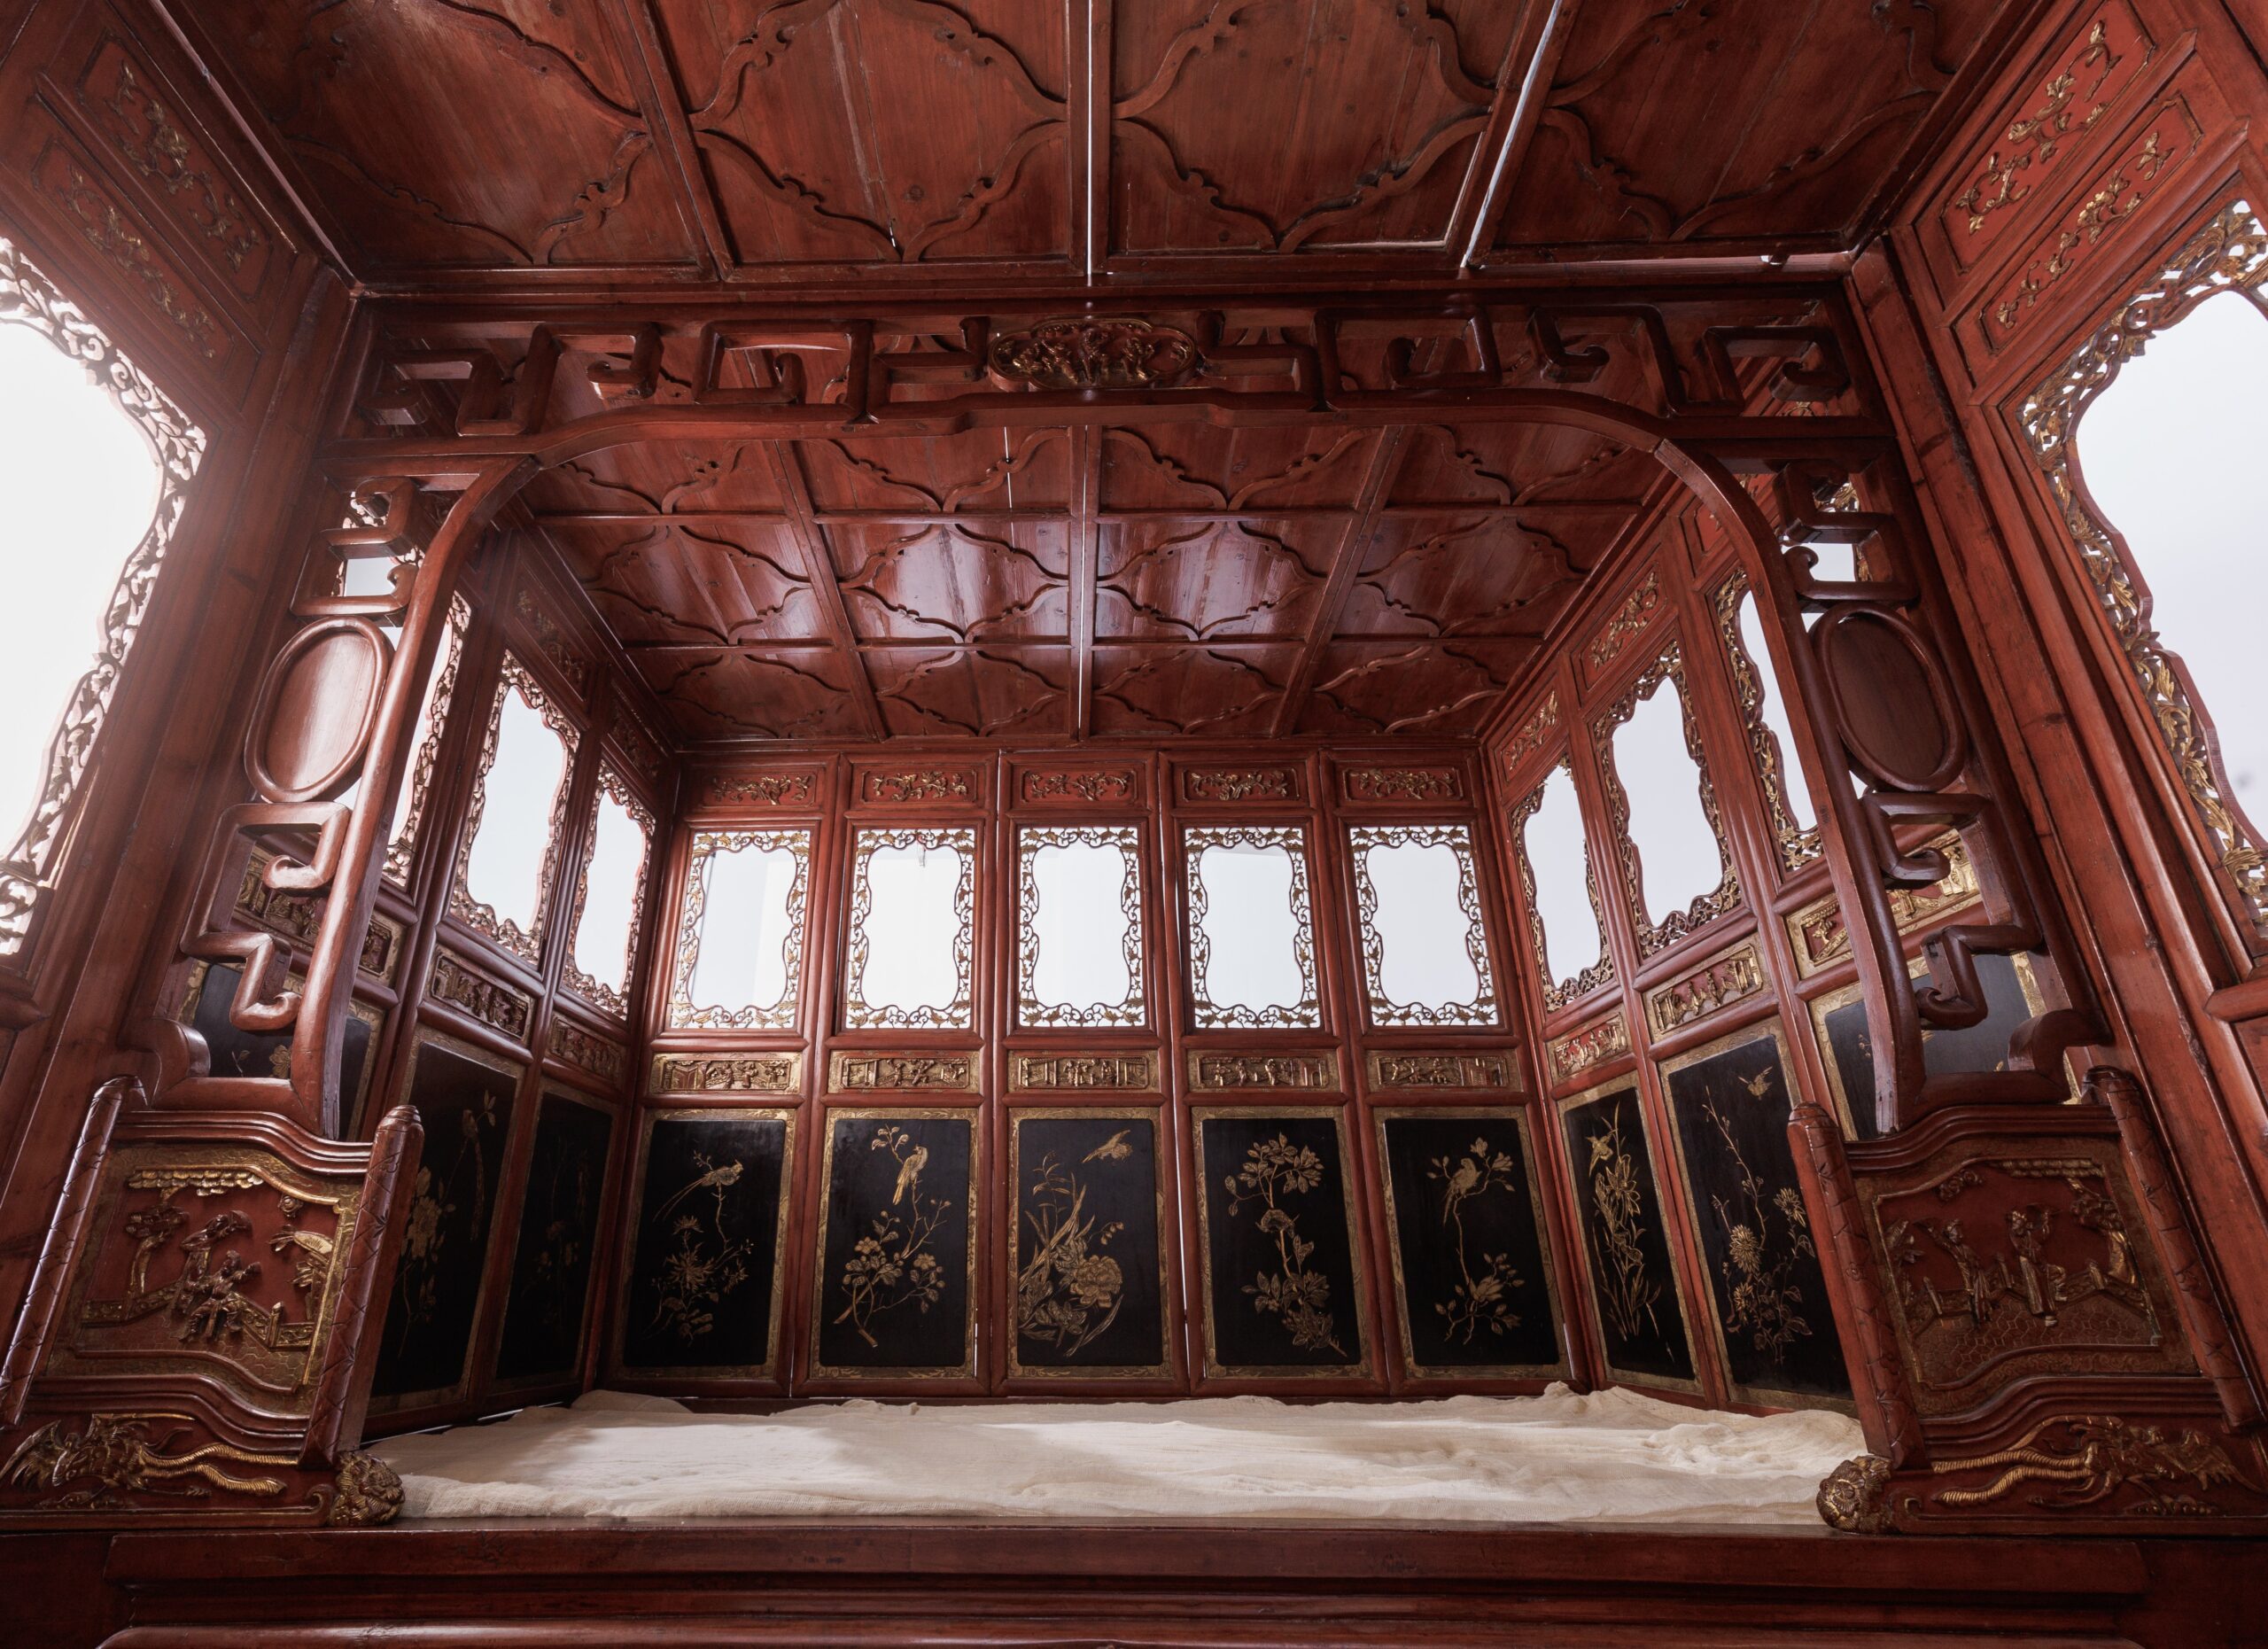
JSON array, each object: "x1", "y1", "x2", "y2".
[
  {"x1": 1815, "y1": 608, "x2": 1964, "y2": 793},
  {"x1": 244, "y1": 618, "x2": 392, "y2": 803}
]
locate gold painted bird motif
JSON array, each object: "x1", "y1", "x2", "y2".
[
  {"x1": 892, "y1": 1143, "x2": 928, "y2": 1205},
  {"x1": 1083, "y1": 1130, "x2": 1132, "y2": 1163},
  {"x1": 1741, "y1": 1069, "x2": 1775, "y2": 1098}
]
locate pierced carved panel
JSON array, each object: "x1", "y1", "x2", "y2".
[
  {"x1": 1016, "y1": 825, "x2": 1146, "y2": 1030},
  {"x1": 1504, "y1": 759, "x2": 1615, "y2": 1013},
  {"x1": 0, "y1": 237, "x2": 205, "y2": 960},
  {"x1": 1183, "y1": 824, "x2": 1321, "y2": 1031},
  {"x1": 666, "y1": 828, "x2": 812, "y2": 1031},
  {"x1": 447, "y1": 653, "x2": 583, "y2": 967},
  {"x1": 1712, "y1": 571, "x2": 1821, "y2": 872},
  {"x1": 843, "y1": 826, "x2": 977, "y2": 1031},
  {"x1": 1591, "y1": 642, "x2": 1741, "y2": 958},
  {"x1": 649, "y1": 1052, "x2": 803, "y2": 1095},
  {"x1": 2018, "y1": 198, "x2": 2268, "y2": 937},
  {"x1": 1348, "y1": 822, "x2": 1498, "y2": 1029},
  {"x1": 562, "y1": 766, "x2": 656, "y2": 1019}
]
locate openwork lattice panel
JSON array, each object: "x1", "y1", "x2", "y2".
[
  {"x1": 843, "y1": 827, "x2": 977, "y2": 1031},
  {"x1": 1183, "y1": 824, "x2": 1321, "y2": 1031},
  {"x1": 666, "y1": 828, "x2": 812, "y2": 1031},
  {"x1": 1348, "y1": 822, "x2": 1498, "y2": 1028},
  {"x1": 1016, "y1": 824, "x2": 1146, "y2": 1030}
]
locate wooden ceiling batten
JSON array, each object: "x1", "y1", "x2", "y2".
[{"x1": 760, "y1": 439, "x2": 888, "y2": 739}]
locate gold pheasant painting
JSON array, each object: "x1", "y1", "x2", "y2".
[
  {"x1": 818, "y1": 1115, "x2": 973, "y2": 1372},
  {"x1": 621, "y1": 1113, "x2": 788, "y2": 1374}
]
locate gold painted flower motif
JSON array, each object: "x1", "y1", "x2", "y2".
[
  {"x1": 1225, "y1": 1133, "x2": 1345, "y2": 1357},
  {"x1": 1425, "y1": 1137, "x2": 1526, "y2": 1344},
  {"x1": 835, "y1": 1126, "x2": 951, "y2": 1348},
  {"x1": 1016, "y1": 1148, "x2": 1128, "y2": 1358}
]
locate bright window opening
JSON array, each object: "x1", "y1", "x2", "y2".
[
  {"x1": 1352, "y1": 824, "x2": 1495, "y2": 1026},
  {"x1": 1186, "y1": 827, "x2": 1318, "y2": 1028},
  {"x1": 672, "y1": 829, "x2": 809, "y2": 1028},
  {"x1": 1521, "y1": 765, "x2": 1604, "y2": 992},
  {"x1": 458, "y1": 660, "x2": 576, "y2": 956},
  {"x1": 569, "y1": 772, "x2": 651, "y2": 1006},
  {"x1": 846, "y1": 828, "x2": 974, "y2": 1028},
  {"x1": 0, "y1": 246, "x2": 201, "y2": 956},
  {"x1": 2075, "y1": 287, "x2": 2268, "y2": 828},
  {"x1": 1609, "y1": 668, "x2": 1727, "y2": 929},
  {"x1": 1019, "y1": 827, "x2": 1143, "y2": 1027}
]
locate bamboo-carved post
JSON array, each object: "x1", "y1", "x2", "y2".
[{"x1": 156, "y1": 461, "x2": 529, "y2": 1135}]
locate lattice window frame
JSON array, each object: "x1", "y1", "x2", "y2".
[
  {"x1": 562, "y1": 761, "x2": 657, "y2": 1020},
  {"x1": 1504, "y1": 757, "x2": 1616, "y2": 1013},
  {"x1": 665, "y1": 826, "x2": 812, "y2": 1031},
  {"x1": 447, "y1": 650, "x2": 582, "y2": 967},
  {"x1": 1348, "y1": 821, "x2": 1499, "y2": 1029},
  {"x1": 1183, "y1": 823, "x2": 1322, "y2": 1031},
  {"x1": 1015, "y1": 823, "x2": 1146, "y2": 1031},
  {"x1": 843, "y1": 825, "x2": 977, "y2": 1031},
  {"x1": 0, "y1": 237, "x2": 206, "y2": 961}
]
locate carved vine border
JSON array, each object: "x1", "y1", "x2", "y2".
[
  {"x1": 843, "y1": 826, "x2": 976, "y2": 1031},
  {"x1": 1348, "y1": 822, "x2": 1498, "y2": 1028},
  {"x1": 2018, "y1": 196, "x2": 2268, "y2": 935},
  {"x1": 562, "y1": 762, "x2": 656, "y2": 1019},
  {"x1": 1504, "y1": 759, "x2": 1615, "y2": 1012},
  {"x1": 0, "y1": 237, "x2": 206, "y2": 958},
  {"x1": 383, "y1": 594, "x2": 470, "y2": 886},
  {"x1": 447, "y1": 652, "x2": 581, "y2": 967},
  {"x1": 1711, "y1": 570, "x2": 1822, "y2": 873},
  {"x1": 1015, "y1": 824, "x2": 1146, "y2": 1030},
  {"x1": 1591, "y1": 641, "x2": 1742, "y2": 959},
  {"x1": 1184, "y1": 824, "x2": 1321, "y2": 1030},
  {"x1": 665, "y1": 828, "x2": 812, "y2": 1031}
]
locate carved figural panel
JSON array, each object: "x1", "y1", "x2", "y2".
[
  {"x1": 1557, "y1": 1085, "x2": 1697, "y2": 1390},
  {"x1": 1183, "y1": 825, "x2": 1321, "y2": 1030},
  {"x1": 1193, "y1": 1109, "x2": 1370, "y2": 1378},
  {"x1": 1008, "y1": 1110, "x2": 1168, "y2": 1379},
  {"x1": 178, "y1": 961, "x2": 377, "y2": 1123},
  {"x1": 812, "y1": 1110, "x2": 978, "y2": 1379},
  {"x1": 667, "y1": 828, "x2": 812, "y2": 1029},
  {"x1": 1814, "y1": 953, "x2": 2048, "y2": 1139},
  {"x1": 843, "y1": 828, "x2": 976, "y2": 1031},
  {"x1": 1658, "y1": 1025, "x2": 1852, "y2": 1407},
  {"x1": 369, "y1": 1035, "x2": 523, "y2": 1408},
  {"x1": 49, "y1": 1143, "x2": 365, "y2": 1412},
  {"x1": 617, "y1": 1109, "x2": 793, "y2": 1379},
  {"x1": 1856, "y1": 1124, "x2": 2192, "y2": 1417},
  {"x1": 1376, "y1": 1111, "x2": 1563, "y2": 1379},
  {"x1": 1348, "y1": 823, "x2": 1498, "y2": 1028},
  {"x1": 493, "y1": 1092, "x2": 615, "y2": 1388}
]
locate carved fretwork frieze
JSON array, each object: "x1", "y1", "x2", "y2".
[
  {"x1": 236, "y1": 851, "x2": 400, "y2": 982},
  {"x1": 1784, "y1": 832, "x2": 1980, "y2": 978},
  {"x1": 1180, "y1": 767, "x2": 1298, "y2": 805},
  {"x1": 709, "y1": 771, "x2": 819, "y2": 808}
]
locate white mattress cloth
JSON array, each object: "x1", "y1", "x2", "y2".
[{"x1": 375, "y1": 1384, "x2": 1863, "y2": 1526}]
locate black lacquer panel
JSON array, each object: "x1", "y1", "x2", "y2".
[
  {"x1": 1195, "y1": 1109, "x2": 1369, "y2": 1376},
  {"x1": 1557, "y1": 1085, "x2": 1697, "y2": 1388},
  {"x1": 1378, "y1": 1111, "x2": 1563, "y2": 1377},
  {"x1": 1660, "y1": 1026, "x2": 1852, "y2": 1405},
  {"x1": 1817, "y1": 953, "x2": 2041, "y2": 1139},
  {"x1": 494, "y1": 1092, "x2": 615, "y2": 1386},
  {"x1": 370, "y1": 1035, "x2": 521, "y2": 1405},
  {"x1": 183, "y1": 961, "x2": 376, "y2": 1117},
  {"x1": 617, "y1": 1109, "x2": 792, "y2": 1377},
  {"x1": 812, "y1": 1109, "x2": 977, "y2": 1377},
  {"x1": 1009, "y1": 1110, "x2": 1168, "y2": 1377}
]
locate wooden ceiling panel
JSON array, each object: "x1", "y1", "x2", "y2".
[
  {"x1": 551, "y1": 519, "x2": 834, "y2": 649},
  {"x1": 522, "y1": 441, "x2": 789, "y2": 517},
  {"x1": 186, "y1": 0, "x2": 697, "y2": 271},
  {"x1": 656, "y1": 0, "x2": 1073, "y2": 268},
  {"x1": 1095, "y1": 517, "x2": 1333, "y2": 643},
  {"x1": 798, "y1": 428, "x2": 1074, "y2": 512},
  {"x1": 830, "y1": 521, "x2": 1071, "y2": 643},
  {"x1": 1492, "y1": 0, "x2": 2014, "y2": 253},
  {"x1": 866, "y1": 646, "x2": 1071, "y2": 738},
  {"x1": 1107, "y1": 0, "x2": 1526, "y2": 256},
  {"x1": 1089, "y1": 645, "x2": 1297, "y2": 739},
  {"x1": 1337, "y1": 515, "x2": 1587, "y2": 641},
  {"x1": 1387, "y1": 423, "x2": 1659, "y2": 509},
  {"x1": 636, "y1": 647, "x2": 870, "y2": 743},
  {"x1": 1099, "y1": 425, "x2": 1379, "y2": 509},
  {"x1": 1298, "y1": 640, "x2": 1534, "y2": 738}
]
